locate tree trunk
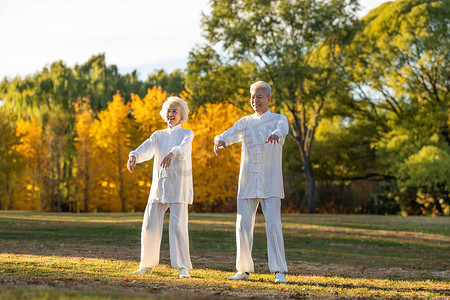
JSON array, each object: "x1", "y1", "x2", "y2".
[
  {"x1": 117, "y1": 141, "x2": 126, "y2": 212},
  {"x1": 303, "y1": 158, "x2": 316, "y2": 213},
  {"x1": 56, "y1": 152, "x2": 61, "y2": 213},
  {"x1": 289, "y1": 112, "x2": 318, "y2": 214},
  {"x1": 51, "y1": 152, "x2": 56, "y2": 211},
  {"x1": 84, "y1": 145, "x2": 90, "y2": 212},
  {"x1": 6, "y1": 175, "x2": 12, "y2": 210},
  {"x1": 37, "y1": 152, "x2": 44, "y2": 211}
]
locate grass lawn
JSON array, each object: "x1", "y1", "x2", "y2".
[{"x1": 0, "y1": 211, "x2": 449, "y2": 299}]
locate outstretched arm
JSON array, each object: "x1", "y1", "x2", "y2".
[
  {"x1": 127, "y1": 133, "x2": 156, "y2": 172},
  {"x1": 213, "y1": 118, "x2": 243, "y2": 157}
]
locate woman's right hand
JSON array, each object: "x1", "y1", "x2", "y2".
[{"x1": 127, "y1": 156, "x2": 137, "y2": 173}]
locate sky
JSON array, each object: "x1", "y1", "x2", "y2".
[{"x1": 0, "y1": 0, "x2": 388, "y2": 80}]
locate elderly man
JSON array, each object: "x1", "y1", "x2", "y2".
[{"x1": 214, "y1": 81, "x2": 288, "y2": 283}]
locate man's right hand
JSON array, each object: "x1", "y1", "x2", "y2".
[
  {"x1": 127, "y1": 156, "x2": 136, "y2": 173},
  {"x1": 214, "y1": 140, "x2": 227, "y2": 157}
]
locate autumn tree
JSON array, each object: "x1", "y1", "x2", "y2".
[
  {"x1": 73, "y1": 98, "x2": 97, "y2": 212},
  {"x1": 92, "y1": 93, "x2": 132, "y2": 212},
  {"x1": 0, "y1": 110, "x2": 25, "y2": 209},
  {"x1": 186, "y1": 102, "x2": 242, "y2": 212}
]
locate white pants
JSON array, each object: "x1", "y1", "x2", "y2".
[
  {"x1": 139, "y1": 202, "x2": 192, "y2": 270},
  {"x1": 236, "y1": 197, "x2": 288, "y2": 273}
]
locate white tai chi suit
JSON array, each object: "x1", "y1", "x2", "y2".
[
  {"x1": 129, "y1": 124, "x2": 193, "y2": 270},
  {"x1": 215, "y1": 109, "x2": 289, "y2": 273}
]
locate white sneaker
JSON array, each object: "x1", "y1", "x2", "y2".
[
  {"x1": 179, "y1": 268, "x2": 191, "y2": 278},
  {"x1": 274, "y1": 272, "x2": 286, "y2": 283},
  {"x1": 133, "y1": 268, "x2": 152, "y2": 274},
  {"x1": 229, "y1": 272, "x2": 250, "y2": 280}
]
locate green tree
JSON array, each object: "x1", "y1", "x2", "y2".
[
  {"x1": 344, "y1": 0, "x2": 450, "y2": 214},
  {"x1": 186, "y1": 0, "x2": 360, "y2": 212},
  {"x1": 145, "y1": 69, "x2": 186, "y2": 96}
]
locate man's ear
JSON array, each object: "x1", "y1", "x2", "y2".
[{"x1": 268, "y1": 96, "x2": 271, "y2": 103}]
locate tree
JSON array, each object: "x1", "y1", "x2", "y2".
[
  {"x1": 344, "y1": 0, "x2": 450, "y2": 214},
  {"x1": 187, "y1": 0, "x2": 360, "y2": 212},
  {"x1": 130, "y1": 87, "x2": 167, "y2": 142},
  {"x1": 45, "y1": 111, "x2": 73, "y2": 212},
  {"x1": 74, "y1": 98, "x2": 97, "y2": 212},
  {"x1": 0, "y1": 110, "x2": 25, "y2": 209},
  {"x1": 92, "y1": 93, "x2": 132, "y2": 212},
  {"x1": 398, "y1": 145, "x2": 450, "y2": 214},
  {"x1": 145, "y1": 69, "x2": 186, "y2": 96},
  {"x1": 186, "y1": 102, "x2": 242, "y2": 212},
  {"x1": 14, "y1": 118, "x2": 50, "y2": 210}
]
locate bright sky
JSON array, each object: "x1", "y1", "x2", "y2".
[{"x1": 0, "y1": 0, "x2": 388, "y2": 80}]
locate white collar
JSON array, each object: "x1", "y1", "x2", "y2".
[
  {"x1": 254, "y1": 109, "x2": 271, "y2": 119},
  {"x1": 167, "y1": 123, "x2": 182, "y2": 133}
]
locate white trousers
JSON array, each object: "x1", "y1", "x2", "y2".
[
  {"x1": 139, "y1": 202, "x2": 192, "y2": 270},
  {"x1": 236, "y1": 197, "x2": 288, "y2": 273}
]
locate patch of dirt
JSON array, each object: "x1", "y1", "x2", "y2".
[
  {"x1": 0, "y1": 278, "x2": 316, "y2": 300},
  {"x1": 287, "y1": 261, "x2": 450, "y2": 280}
]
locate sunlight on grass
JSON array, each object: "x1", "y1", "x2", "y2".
[{"x1": 1, "y1": 253, "x2": 448, "y2": 298}]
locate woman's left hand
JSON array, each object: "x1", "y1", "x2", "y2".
[{"x1": 160, "y1": 152, "x2": 175, "y2": 169}]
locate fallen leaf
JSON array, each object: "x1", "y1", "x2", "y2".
[
  {"x1": 19, "y1": 251, "x2": 24, "y2": 254},
  {"x1": 231, "y1": 285, "x2": 238, "y2": 289}
]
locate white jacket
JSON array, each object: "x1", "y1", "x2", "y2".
[
  {"x1": 130, "y1": 124, "x2": 194, "y2": 204},
  {"x1": 215, "y1": 110, "x2": 289, "y2": 200}
]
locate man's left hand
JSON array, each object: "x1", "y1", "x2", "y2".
[
  {"x1": 265, "y1": 134, "x2": 280, "y2": 145},
  {"x1": 161, "y1": 152, "x2": 175, "y2": 169}
]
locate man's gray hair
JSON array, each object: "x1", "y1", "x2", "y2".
[
  {"x1": 250, "y1": 81, "x2": 271, "y2": 96},
  {"x1": 159, "y1": 96, "x2": 190, "y2": 123}
]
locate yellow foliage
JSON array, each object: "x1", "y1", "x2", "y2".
[
  {"x1": 8, "y1": 88, "x2": 247, "y2": 212},
  {"x1": 90, "y1": 93, "x2": 134, "y2": 212},
  {"x1": 73, "y1": 98, "x2": 97, "y2": 212},
  {"x1": 14, "y1": 118, "x2": 48, "y2": 210},
  {"x1": 130, "y1": 87, "x2": 167, "y2": 140},
  {"x1": 185, "y1": 102, "x2": 243, "y2": 212}
]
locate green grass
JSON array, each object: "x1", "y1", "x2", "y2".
[{"x1": 0, "y1": 211, "x2": 449, "y2": 299}]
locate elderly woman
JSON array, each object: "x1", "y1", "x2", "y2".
[{"x1": 127, "y1": 96, "x2": 194, "y2": 278}]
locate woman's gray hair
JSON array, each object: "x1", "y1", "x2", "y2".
[
  {"x1": 159, "y1": 96, "x2": 190, "y2": 123},
  {"x1": 250, "y1": 81, "x2": 271, "y2": 96}
]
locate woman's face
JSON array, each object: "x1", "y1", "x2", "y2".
[{"x1": 166, "y1": 102, "x2": 183, "y2": 126}]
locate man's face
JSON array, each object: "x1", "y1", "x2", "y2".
[
  {"x1": 166, "y1": 102, "x2": 183, "y2": 126},
  {"x1": 250, "y1": 87, "x2": 271, "y2": 115}
]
